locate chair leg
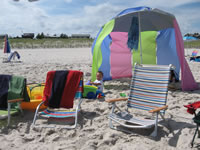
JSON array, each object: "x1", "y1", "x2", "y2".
[
  {"x1": 33, "y1": 109, "x2": 39, "y2": 125},
  {"x1": 191, "y1": 125, "x2": 199, "y2": 148},
  {"x1": 73, "y1": 107, "x2": 79, "y2": 129},
  {"x1": 109, "y1": 103, "x2": 116, "y2": 129},
  {"x1": 18, "y1": 102, "x2": 23, "y2": 116},
  {"x1": 7, "y1": 103, "x2": 11, "y2": 126},
  {"x1": 71, "y1": 99, "x2": 83, "y2": 129},
  {"x1": 150, "y1": 112, "x2": 158, "y2": 137},
  {"x1": 109, "y1": 117, "x2": 114, "y2": 129},
  {"x1": 32, "y1": 101, "x2": 44, "y2": 125}
]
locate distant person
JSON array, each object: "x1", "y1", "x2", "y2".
[{"x1": 190, "y1": 56, "x2": 200, "y2": 62}]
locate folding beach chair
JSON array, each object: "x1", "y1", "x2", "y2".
[
  {"x1": 184, "y1": 101, "x2": 200, "y2": 147},
  {"x1": 0, "y1": 75, "x2": 29, "y2": 126},
  {"x1": 33, "y1": 70, "x2": 84, "y2": 129},
  {"x1": 106, "y1": 63, "x2": 172, "y2": 137}
]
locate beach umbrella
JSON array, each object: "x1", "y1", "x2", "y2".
[
  {"x1": 3, "y1": 35, "x2": 11, "y2": 54},
  {"x1": 92, "y1": 6, "x2": 198, "y2": 91},
  {"x1": 192, "y1": 50, "x2": 198, "y2": 57}
]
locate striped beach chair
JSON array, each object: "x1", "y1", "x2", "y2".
[
  {"x1": 106, "y1": 64, "x2": 172, "y2": 137},
  {"x1": 32, "y1": 70, "x2": 83, "y2": 129}
]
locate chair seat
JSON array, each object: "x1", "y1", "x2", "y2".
[
  {"x1": 0, "y1": 109, "x2": 19, "y2": 119},
  {"x1": 109, "y1": 112, "x2": 162, "y2": 128},
  {"x1": 39, "y1": 108, "x2": 79, "y2": 118}
]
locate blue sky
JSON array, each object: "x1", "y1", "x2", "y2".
[{"x1": 0, "y1": 0, "x2": 200, "y2": 37}]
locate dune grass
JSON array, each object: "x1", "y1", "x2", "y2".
[
  {"x1": 0, "y1": 38, "x2": 94, "y2": 49},
  {"x1": 1, "y1": 38, "x2": 200, "y2": 49},
  {"x1": 184, "y1": 40, "x2": 200, "y2": 49}
]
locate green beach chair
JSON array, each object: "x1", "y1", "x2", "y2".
[{"x1": 0, "y1": 75, "x2": 29, "y2": 126}]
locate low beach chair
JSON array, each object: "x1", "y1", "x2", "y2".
[
  {"x1": 106, "y1": 63, "x2": 172, "y2": 137},
  {"x1": 33, "y1": 70, "x2": 84, "y2": 128},
  {"x1": 184, "y1": 101, "x2": 200, "y2": 147},
  {"x1": 2, "y1": 51, "x2": 21, "y2": 63},
  {"x1": 0, "y1": 75, "x2": 29, "y2": 126}
]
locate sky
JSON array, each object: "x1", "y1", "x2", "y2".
[{"x1": 0, "y1": 0, "x2": 200, "y2": 38}]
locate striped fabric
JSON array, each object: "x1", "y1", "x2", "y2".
[
  {"x1": 40, "y1": 78, "x2": 83, "y2": 118},
  {"x1": 127, "y1": 64, "x2": 171, "y2": 113},
  {"x1": 75, "y1": 79, "x2": 83, "y2": 98},
  {"x1": 40, "y1": 108, "x2": 78, "y2": 118}
]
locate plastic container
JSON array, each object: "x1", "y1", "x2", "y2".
[
  {"x1": 83, "y1": 85, "x2": 97, "y2": 99},
  {"x1": 27, "y1": 83, "x2": 45, "y2": 100},
  {"x1": 21, "y1": 83, "x2": 46, "y2": 110}
]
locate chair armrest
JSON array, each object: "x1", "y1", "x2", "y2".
[
  {"x1": 8, "y1": 99, "x2": 23, "y2": 103},
  {"x1": 105, "y1": 98, "x2": 128, "y2": 103},
  {"x1": 149, "y1": 105, "x2": 168, "y2": 113}
]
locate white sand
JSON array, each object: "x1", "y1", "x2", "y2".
[{"x1": 0, "y1": 48, "x2": 200, "y2": 150}]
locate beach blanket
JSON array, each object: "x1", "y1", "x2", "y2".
[{"x1": 43, "y1": 70, "x2": 83, "y2": 108}]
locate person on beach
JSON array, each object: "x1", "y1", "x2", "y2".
[{"x1": 89, "y1": 71, "x2": 104, "y2": 98}]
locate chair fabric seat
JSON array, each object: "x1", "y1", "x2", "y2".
[
  {"x1": 109, "y1": 112, "x2": 161, "y2": 128},
  {"x1": 127, "y1": 65, "x2": 170, "y2": 113},
  {"x1": 40, "y1": 108, "x2": 78, "y2": 118}
]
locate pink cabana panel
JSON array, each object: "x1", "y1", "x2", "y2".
[
  {"x1": 110, "y1": 32, "x2": 132, "y2": 79},
  {"x1": 173, "y1": 19, "x2": 199, "y2": 91}
]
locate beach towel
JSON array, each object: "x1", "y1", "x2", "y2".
[
  {"x1": 7, "y1": 75, "x2": 29, "y2": 101},
  {"x1": 48, "y1": 71, "x2": 68, "y2": 108},
  {"x1": 127, "y1": 16, "x2": 139, "y2": 51},
  {"x1": 43, "y1": 70, "x2": 83, "y2": 108},
  {"x1": 0, "y1": 75, "x2": 29, "y2": 109},
  {"x1": 0, "y1": 75, "x2": 12, "y2": 109}
]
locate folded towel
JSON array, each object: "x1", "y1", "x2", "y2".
[
  {"x1": 60, "y1": 70, "x2": 83, "y2": 108},
  {"x1": 7, "y1": 75, "x2": 29, "y2": 102},
  {"x1": 48, "y1": 71, "x2": 68, "y2": 108},
  {"x1": 127, "y1": 16, "x2": 139, "y2": 51},
  {"x1": 0, "y1": 75, "x2": 11, "y2": 109},
  {"x1": 0, "y1": 75, "x2": 29, "y2": 109}
]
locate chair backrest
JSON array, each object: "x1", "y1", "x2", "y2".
[
  {"x1": 43, "y1": 70, "x2": 83, "y2": 108},
  {"x1": 127, "y1": 64, "x2": 171, "y2": 113},
  {"x1": 75, "y1": 77, "x2": 83, "y2": 99}
]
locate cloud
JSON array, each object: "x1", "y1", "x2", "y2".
[
  {"x1": 12, "y1": 0, "x2": 39, "y2": 2},
  {"x1": 0, "y1": 0, "x2": 49, "y2": 36},
  {"x1": 1, "y1": 0, "x2": 199, "y2": 37},
  {"x1": 64, "y1": 0, "x2": 72, "y2": 3}
]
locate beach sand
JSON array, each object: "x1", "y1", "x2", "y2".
[{"x1": 0, "y1": 48, "x2": 200, "y2": 150}]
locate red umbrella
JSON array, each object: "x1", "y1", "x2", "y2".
[{"x1": 3, "y1": 35, "x2": 11, "y2": 54}]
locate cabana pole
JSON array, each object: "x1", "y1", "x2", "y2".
[{"x1": 138, "y1": 12, "x2": 142, "y2": 64}]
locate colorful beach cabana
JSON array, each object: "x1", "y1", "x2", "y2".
[{"x1": 91, "y1": 6, "x2": 198, "y2": 91}]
